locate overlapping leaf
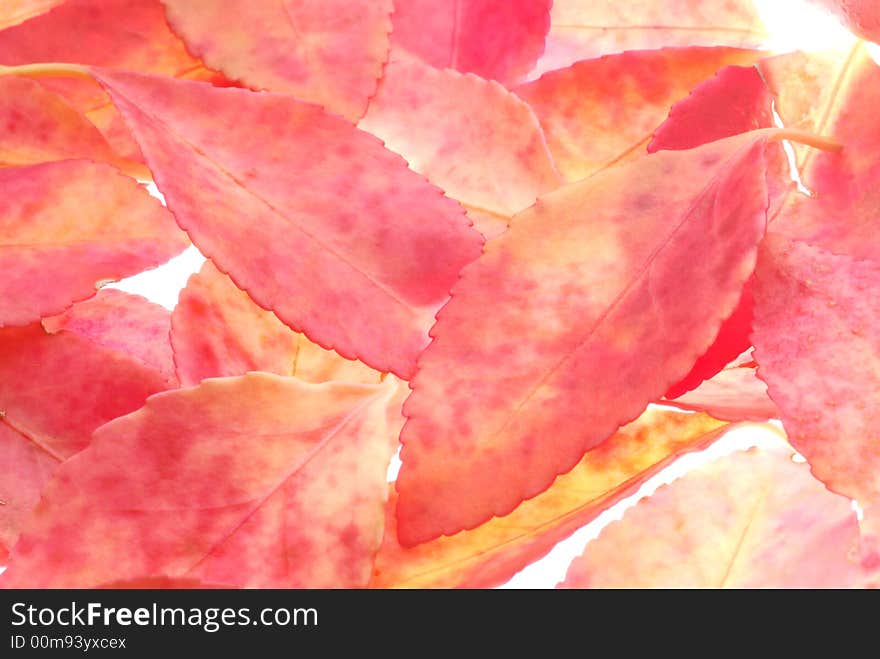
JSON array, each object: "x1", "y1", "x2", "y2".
[
  {"x1": 561, "y1": 447, "x2": 869, "y2": 588},
  {"x1": 171, "y1": 261, "x2": 380, "y2": 386},
  {"x1": 389, "y1": 0, "x2": 552, "y2": 85},
  {"x1": 396, "y1": 132, "x2": 786, "y2": 545},
  {"x1": 1, "y1": 375, "x2": 403, "y2": 588},
  {"x1": 0, "y1": 321, "x2": 173, "y2": 559},
  {"x1": 752, "y1": 236, "x2": 880, "y2": 526},
  {"x1": 0, "y1": 159, "x2": 187, "y2": 326},
  {"x1": 161, "y1": 0, "x2": 392, "y2": 122},
  {"x1": 663, "y1": 365, "x2": 779, "y2": 422},
  {"x1": 0, "y1": 0, "x2": 222, "y2": 160},
  {"x1": 92, "y1": 69, "x2": 483, "y2": 378},
  {"x1": 535, "y1": 0, "x2": 767, "y2": 77},
  {"x1": 0, "y1": 0, "x2": 64, "y2": 30},
  {"x1": 514, "y1": 47, "x2": 763, "y2": 182},
  {"x1": 43, "y1": 289, "x2": 176, "y2": 386},
  {"x1": 360, "y1": 57, "x2": 560, "y2": 235},
  {"x1": 373, "y1": 411, "x2": 728, "y2": 588}
]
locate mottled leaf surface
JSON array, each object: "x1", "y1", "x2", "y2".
[
  {"x1": 0, "y1": 159, "x2": 187, "y2": 326},
  {"x1": 561, "y1": 447, "x2": 867, "y2": 588},
  {"x1": 161, "y1": 0, "x2": 392, "y2": 121},
  {"x1": 515, "y1": 47, "x2": 762, "y2": 182},
  {"x1": 373, "y1": 411, "x2": 727, "y2": 588},
  {"x1": 397, "y1": 133, "x2": 783, "y2": 544},
  {"x1": 1, "y1": 375, "x2": 404, "y2": 588},
  {"x1": 94, "y1": 70, "x2": 483, "y2": 378}
]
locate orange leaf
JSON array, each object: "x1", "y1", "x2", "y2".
[
  {"x1": 561, "y1": 446, "x2": 869, "y2": 588},
  {"x1": 172, "y1": 261, "x2": 380, "y2": 385},
  {"x1": 360, "y1": 58, "x2": 560, "y2": 231},
  {"x1": 0, "y1": 159, "x2": 187, "y2": 326},
  {"x1": 396, "y1": 132, "x2": 785, "y2": 545},
  {"x1": 536, "y1": 0, "x2": 767, "y2": 76},
  {"x1": 92, "y1": 69, "x2": 483, "y2": 378},
  {"x1": 0, "y1": 322, "x2": 173, "y2": 559},
  {"x1": 1, "y1": 375, "x2": 404, "y2": 588},
  {"x1": 514, "y1": 47, "x2": 763, "y2": 182},
  {"x1": 0, "y1": 0, "x2": 64, "y2": 30},
  {"x1": 373, "y1": 410, "x2": 727, "y2": 588},
  {"x1": 753, "y1": 236, "x2": 880, "y2": 527},
  {"x1": 161, "y1": 0, "x2": 392, "y2": 122}
]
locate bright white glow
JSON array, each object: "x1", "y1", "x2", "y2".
[
  {"x1": 867, "y1": 42, "x2": 880, "y2": 65},
  {"x1": 107, "y1": 244, "x2": 205, "y2": 310},
  {"x1": 752, "y1": 0, "x2": 857, "y2": 52}
]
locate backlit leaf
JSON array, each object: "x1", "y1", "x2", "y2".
[
  {"x1": 161, "y1": 0, "x2": 393, "y2": 121},
  {"x1": 752, "y1": 236, "x2": 880, "y2": 524},
  {"x1": 360, "y1": 57, "x2": 560, "y2": 229},
  {"x1": 0, "y1": 323, "x2": 172, "y2": 558},
  {"x1": 93, "y1": 69, "x2": 483, "y2": 378},
  {"x1": 0, "y1": 159, "x2": 187, "y2": 327},
  {"x1": 373, "y1": 411, "x2": 728, "y2": 588},
  {"x1": 1, "y1": 374, "x2": 403, "y2": 588},
  {"x1": 560, "y1": 447, "x2": 868, "y2": 588},
  {"x1": 390, "y1": 0, "x2": 552, "y2": 85},
  {"x1": 514, "y1": 47, "x2": 763, "y2": 182},
  {"x1": 171, "y1": 261, "x2": 380, "y2": 386},
  {"x1": 396, "y1": 132, "x2": 784, "y2": 545}
]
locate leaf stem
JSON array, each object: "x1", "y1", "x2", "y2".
[
  {"x1": 0, "y1": 61, "x2": 93, "y2": 80},
  {"x1": 769, "y1": 128, "x2": 842, "y2": 153}
]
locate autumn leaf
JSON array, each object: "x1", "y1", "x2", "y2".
[
  {"x1": 663, "y1": 365, "x2": 779, "y2": 423},
  {"x1": 560, "y1": 446, "x2": 868, "y2": 588},
  {"x1": 161, "y1": 0, "x2": 392, "y2": 122},
  {"x1": 359, "y1": 57, "x2": 560, "y2": 233},
  {"x1": 0, "y1": 321, "x2": 173, "y2": 559},
  {"x1": 171, "y1": 260, "x2": 380, "y2": 386},
  {"x1": 373, "y1": 410, "x2": 728, "y2": 588},
  {"x1": 389, "y1": 0, "x2": 552, "y2": 85},
  {"x1": 0, "y1": 0, "x2": 223, "y2": 160},
  {"x1": 663, "y1": 280, "x2": 755, "y2": 399},
  {"x1": 648, "y1": 64, "x2": 775, "y2": 153},
  {"x1": 0, "y1": 374, "x2": 403, "y2": 588},
  {"x1": 43, "y1": 289, "x2": 176, "y2": 386},
  {"x1": 0, "y1": 159, "x2": 187, "y2": 327},
  {"x1": 534, "y1": 0, "x2": 767, "y2": 77},
  {"x1": 752, "y1": 236, "x2": 880, "y2": 531},
  {"x1": 0, "y1": 76, "x2": 120, "y2": 167},
  {"x1": 396, "y1": 132, "x2": 786, "y2": 545},
  {"x1": 90, "y1": 69, "x2": 483, "y2": 378},
  {"x1": 514, "y1": 47, "x2": 763, "y2": 182}
]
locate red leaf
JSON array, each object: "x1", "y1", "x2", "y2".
[
  {"x1": 648, "y1": 65, "x2": 775, "y2": 153},
  {"x1": 535, "y1": 0, "x2": 767, "y2": 77},
  {"x1": 663, "y1": 365, "x2": 779, "y2": 423},
  {"x1": 92, "y1": 69, "x2": 484, "y2": 378},
  {"x1": 390, "y1": 0, "x2": 552, "y2": 85},
  {"x1": 43, "y1": 289, "x2": 176, "y2": 387},
  {"x1": 99, "y1": 576, "x2": 229, "y2": 589},
  {"x1": 753, "y1": 236, "x2": 880, "y2": 522},
  {"x1": 161, "y1": 0, "x2": 392, "y2": 122},
  {"x1": 1, "y1": 375, "x2": 403, "y2": 588},
  {"x1": 810, "y1": 0, "x2": 880, "y2": 42},
  {"x1": 359, "y1": 57, "x2": 560, "y2": 232},
  {"x1": 372, "y1": 411, "x2": 728, "y2": 588},
  {"x1": 0, "y1": 159, "x2": 187, "y2": 327},
  {"x1": 171, "y1": 261, "x2": 381, "y2": 386},
  {"x1": 0, "y1": 323, "x2": 173, "y2": 559},
  {"x1": 560, "y1": 447, "x2": 869, "y2": 588},
  {"x1": 396, "y1": 132, "x2": 784, "y2": 545},
  {"x1": 514, "y1": 47, "x2": 763, "y2": 182},
  {"x1": 664, "y1": 280, "x2": 755, "y2": 399},
  {"x1": 0, "y1": 76, "x2": 119, "y2": 167},
  {"x1": 0, "y1": 0, "x2": 222, "y2": 160}
]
